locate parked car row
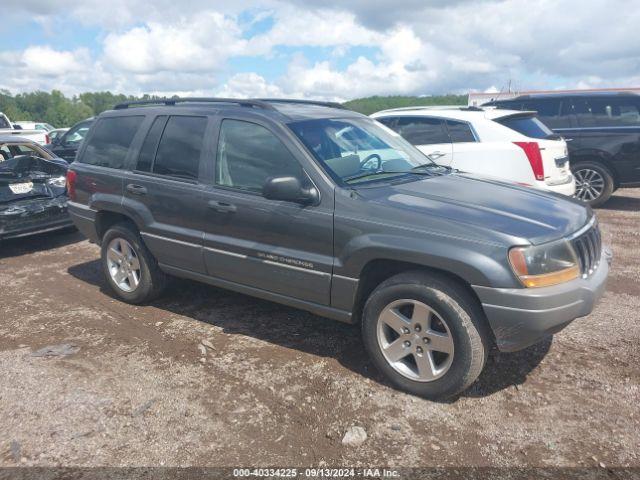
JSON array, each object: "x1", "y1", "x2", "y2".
[
  {"x1": 62, "y1": 97, "x2": 610, "y2": 400},
  {"x1": 0, "y1": 112, "x2": 51, "y2": 145},
  {"x1": 485, "y1": 92, "x2": 640, "y2": 206}
]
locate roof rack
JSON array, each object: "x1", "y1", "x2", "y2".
[
  {"x1": 376, "y1": 105, "x2": 477, "y2": 114},
  {"x1": 113, "y1": 97, "x2": 277, "y2": 110},
  {"x1": 256, "y1": 98, "x2": 348, "y2": 110}
]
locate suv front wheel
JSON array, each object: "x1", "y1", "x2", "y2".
[
  {"x1": 362, "y1": 271, "x2": 489, "y2": 400},
  {"x1": 101, "y1": 223, "x2": 167, "y2": 304}
]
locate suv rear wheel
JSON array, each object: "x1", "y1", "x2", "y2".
[
  {"x1": 361, "y1": 271, "x2": 489, "y2": 400},
  {"x1": 101, "y1": 223, "x2": 167, "y2": 304},
  {"x1": 572, "y1": 161, "x2": 614, "y2": 207}
]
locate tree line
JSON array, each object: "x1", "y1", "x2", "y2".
[
  {"x1": 0, "y1": 90, "x2": 468, "y2": 128},
  {"x1": 0, "y1": 90, "x2": 161, "y2": 128}
]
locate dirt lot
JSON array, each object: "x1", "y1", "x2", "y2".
[{"x1": 0, "y1": 190, "x2": 638, "y2": 470}]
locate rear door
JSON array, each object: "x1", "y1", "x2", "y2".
[
  {"x1": 121, "y1": 114, "x2": 211, "y2": 274},
  {"x1": 571, "y1": 96, "x2": 640, "y2": 183},
  {"x1": 383, "y1": 116, "x2": 453, "y2": 165},
  {"x1": 200, "y1": 116, "x2": 334, "y2": 305},
  {"x1": 445, "y1": 119, "x2": 488, "y2": 170}
]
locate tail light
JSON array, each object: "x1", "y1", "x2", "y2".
[
  {"x1": 514, "y1": 142, "x2": 544, "y2": 181},
  {"x1": 66, "y1": 169, "x2": 77, "y2": 201},
  {"x1": 45, "y1": 134, "x2": 50, "y2": 144}
]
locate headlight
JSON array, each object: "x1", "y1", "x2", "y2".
[
  {"x1": 47, "y1": 176, "x2": 67, "y2": 188},
  {"x1": 508, "y1": 240, "x2": 580, "y2": 288}
]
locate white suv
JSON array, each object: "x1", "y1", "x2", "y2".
[{"x1": 371, "y1": 106, "x2": 575, "y2": 196}]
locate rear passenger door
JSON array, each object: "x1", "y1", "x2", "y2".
[
  {"x1": 200, "y1": 117, "x2": 334, "y2": 306},
  {"x1": 383, "y1": 116, "x2": 453, "y2": 165},
  {"x1": 570, "y1": 96, "x2": 640, "y2": 183},
  {"x1": 122, "y1": 114, "x2": 212, "y2": 274}
]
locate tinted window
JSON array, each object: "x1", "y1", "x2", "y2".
[
  {"x1": 216, "y1": 119, "x2": 304, "y2": 193},
  {"x1": 376, "y1": 117, "x2": 396, "y2": 128},
  {"x1": 445, "y1": 120, "x2": 475, "y2": 143},
  {"x1": 136, "y1": 115, "x2": 167, "y2": 172},
  {"x1": 153, "y1": 116, "x2": 206, "y2": 180},
  {"x1": 497, "y1": 114, "x2": 554, "y2": 139},
  {"x1": 392, "y1": 117, "x2": 450, "y2": 145},
  {"x1": 573, "y1": 96, "x2": 640, "y2": 127},
  {"x1": 0, "y1": 116, "x2": 10, "y2": 129},
  {"x1": 81, "y1": 116, "x2": 143, "y2": 169}
]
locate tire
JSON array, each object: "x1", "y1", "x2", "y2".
[
  {"x1": 101, "y1": 222, "x2": 167, "y2": 304},
  {"x1": 572, "y1": 161, "x2": 614, "y2": 207},
  {"x1": 361, "y1": 271, "x2": 489, "y2": 400}
]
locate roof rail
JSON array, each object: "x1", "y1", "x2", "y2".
[
  {"x1": 113, "y1": 97, "x2": 277, "y2": 110},
  {"x1": 376, "y1": 105, "x2": 473, "y2": 114},
  {"x1": 256, "y1": 98, "x2": 348, "y2": 110}
]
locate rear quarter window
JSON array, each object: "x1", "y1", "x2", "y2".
[
  {"x1": 80, "y1": 116, "x2": 144, "y2": 169},
  {"x1": 496, "y1": 115, "x2": 554, "y2": 139},
  {"x1": 445, "y1": 120, "x2": 476, "y2": 143}
]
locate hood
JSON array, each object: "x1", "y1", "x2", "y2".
[
  {"x1": 353, "y1": 173, "x2": 591, "y2": 245},
  {"x1": 0, "y1": 155, "x2": 68, "y2": 204}
]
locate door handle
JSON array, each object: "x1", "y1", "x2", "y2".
[
  {"x1": 427, "y1": 151, "x2": 446, "y2": 160},
  {"x1": 208, "y1": 200, "x2": 237, "y2": 213},
  {"x1": 126, "y1": 184, "x2": 147, "y2": 195}
]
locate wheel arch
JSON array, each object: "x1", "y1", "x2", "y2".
[
  {"x1": 350, "y1": 259, "x2": 487, "y2": 330},
  {"x1": 570, "y1": 150, "x2": 619, "y2": 187},
  {"x1": 95, "y1": 210, "x2": 139, "y2": 242}
]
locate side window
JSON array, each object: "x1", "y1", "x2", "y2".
[
  {"x1": 153, "y1": 116, "x2": 207, "y2": 180},
  {"x1": 393, "y1": 117, "x2": 450, "y2": 145},
  {"x1": 216, "y1": 119, "x2": 304, "y2": 193},
  {"x1": 574, "y1": 97, "x2": 640, "y2": 127},
  {"x1": 521, "y1": 98, "x2": 569, "y2": 128},
  {"x1": 136, "y1": 115, "x2": 167, "y2": 172},
  {"x1": 445, "y1": 120, "x2": 476, "y2": 143},
  {"x1": 81, "y1": 116, "x2": 144, "y2": 169},
  {"x1": 376, "y1": 117, "x2": 397, "y2": 128}
]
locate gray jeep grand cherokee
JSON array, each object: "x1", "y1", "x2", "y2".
[{"x1": 67, "y1": 98, "x2": 610, "y2": 399}]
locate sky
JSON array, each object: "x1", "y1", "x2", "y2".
[{"x1": 2, "y1": 0, "x2": 639, "y2": 101}]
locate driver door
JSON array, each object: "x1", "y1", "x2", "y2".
[{"x1": 201, "y1": 117, "x2": 334, "y2": 305}]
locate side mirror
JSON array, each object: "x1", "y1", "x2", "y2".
[{"x1": 262, "y1": 176, "x2": 319, "y2": 205}]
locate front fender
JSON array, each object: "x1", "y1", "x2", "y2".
[{"x1": 336, "y1": 232, "x2": 517, "y2": 289}]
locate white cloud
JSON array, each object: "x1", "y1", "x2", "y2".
[
  {"x1": 217, "y1": 73, "x2": 286, "y2": 98},
  {"x1": 103, "y1": 13, "x2": 246, "y2": 74},
  {"x1": 2, "y1": 0, "x2": 640, "y2": 99}
]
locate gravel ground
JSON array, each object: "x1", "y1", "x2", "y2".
[{"x1": 0, "y1": 189, "x2": 638, "y2": 470}]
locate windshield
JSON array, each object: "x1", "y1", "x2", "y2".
[{"x1": 288, "y1": 117, "x2": 439, "y2": 184}]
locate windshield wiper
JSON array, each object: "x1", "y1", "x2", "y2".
[
  {"x1": 344, "y1": 169, "x2": 432, "y2": 184},
  {"x1": 411, "y1": 162, "x2": 456, "y2": 172}
]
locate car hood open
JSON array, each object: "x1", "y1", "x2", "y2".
[{"x1": 353, "y1": 173, "x2": 591, "y2": 245}]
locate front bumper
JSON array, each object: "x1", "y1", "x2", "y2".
[
  {"x1": 0, "y1": 196, "x2": 72, "y2": 240},
  {"x1": 472, "y1": 248, "x2": 610, "y2": 352}
]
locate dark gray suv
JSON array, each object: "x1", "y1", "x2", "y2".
[{"x1": 67, "y1": 98, "x2": 610, "y2": 400}]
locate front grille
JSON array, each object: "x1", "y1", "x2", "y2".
[{"x1": 571, "y1": 223, "x2": 602, "y2": 278}]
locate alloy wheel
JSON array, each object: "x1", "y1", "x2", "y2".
[
  {"x1": 106, "y1": 238, "x2": 141, "y2": 292},
  {"x1": 376, "y1": 299, "x2": 454, "y2": 382},
  {"x1": 574, "y1": 168, "x2": 605, "y2": 202}
]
